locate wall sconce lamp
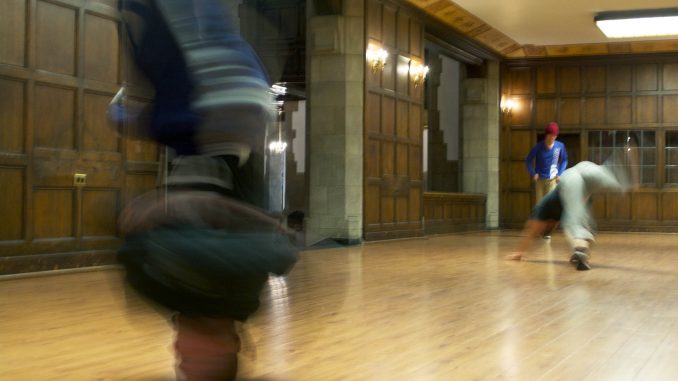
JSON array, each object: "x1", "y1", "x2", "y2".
[
  {"x1": 410, "y1": 62, "x2": 429, "y2": 88},
  {"x1": 366, "y1": 44, "x2": 388, "y2": 73},
  {"x1": 268, "y1": 89, "x2": 288, "y2": 154},
  {"x1": 500, "y1": 96, "x2": 518, "y2": 115},
  {"x1": 269, "y1": 140, "x2": 288, "y2": 153}
]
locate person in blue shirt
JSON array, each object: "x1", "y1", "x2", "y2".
[{"x1": 525, "y1": 122, "x2": 568, "y2": 204}]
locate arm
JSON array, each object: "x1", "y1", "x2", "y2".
[
  {"x1": 558, "y1": 143, "x2": 568, "y2": 176},
  {"x1": 505, "y1": 219, "x2": 559, "y2": 260},
  {"x1": 525, "y1": 145, "x2": 538, "y2": 178}
]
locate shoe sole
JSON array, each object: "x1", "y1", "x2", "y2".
[{"x1": 571, "y1": 252, "x2": 591, "y2": 271}]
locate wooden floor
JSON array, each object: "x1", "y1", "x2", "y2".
[{"x1": 3, "y1": 231, "x2": 678, "y2": 380}]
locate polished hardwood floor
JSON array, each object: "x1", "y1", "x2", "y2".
[{"x1": 2, "y1": 231, "x2": 678, "y2": 380}]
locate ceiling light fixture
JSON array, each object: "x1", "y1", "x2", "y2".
[{"x1": 595, "y1": 8, "x2": 678, "y2": 38}]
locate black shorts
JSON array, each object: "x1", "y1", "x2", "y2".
[{"x1": 529, "y1": 187, "x2": 563, "y2": 221}]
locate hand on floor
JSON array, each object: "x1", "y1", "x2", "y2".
[{"x1": 504, "y1": 252, "x2": 524, "y2": 261}]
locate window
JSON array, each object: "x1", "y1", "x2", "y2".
[
  {"x1": 588, "y1": 130, "x2": 656, "y2": 186},
  {"x1": 665, "y1": 132, "x2": 678, "y2": 185}
]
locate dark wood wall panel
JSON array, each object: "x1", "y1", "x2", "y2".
[
  {"x1": 0, "y1": 78, "x2": 25, "y2": 153},
  {"x1": 607, "y1": 96, "x2": 632, "y2": 124},
  {"x1": 636, "y1": 64, "x2": 658, "y2": 91},
  {"x1": 83, "y1": 92, "x2": 118, "y2": 152},
  {"x1": 382, "y1": 96, "x2": 395, "y2": 134},
  {"x1": 396, "y1": 99, "x2": 408, "y2": 136},
  {"x1": 501, "y1": 54, "x2": 678, "y2": 231},
  {"x1": 34, "y1": 85, "x2": 76, "y2": 149},
  {"x1": 365, "y1": 184, "x2": 380, "y2": 225},
  {"x1": 535, "y1": 99, "x2": 556, "y2": 126},
  {"x1": 408, "y1": 103, "x2": 420, "y2": 139},
  {"x1": 0, "y1": 0, "x2": 26, "y2": 67},
  {"x1": 661, "y1": 192, "x2": 678, "y2": 221},
  {"x1": 636, "y1": 96, "x2": 658, "y2": 123},
  {"x1": 364, "y1": 0, "x2": 423, "y2": 240},
  {"x1": 663, "y1": 95, "x2": 678, "y2": 123},
  {"x1": 0, "y1": 0, "x2": 158, "y2": 274},
  {"x1": 584, "y1": 97, "x2": 605, "y2": 124},
  {"x1": 409, "y1": 144, "x2": 421, "y2": 180},
  {"x1": 608, "y1": 65, "x2": 632, "y2": 92},
  {"x1": 509, "y1": 130, "x2": 531, "y2": 159},
  {"x1": 366, "y1": 0, "x2": 381, "y2": 42},
  {"x1": 606, "y1": 193, "x2": 631, "y2": 220},
  {"x1": 82, "y1": 189, "x2": 118, "y2": 237},
  {"x1": 509, "y1": 97, "x2": 531, "y2": 126},
  {"x1": 509, "y1": 162, "x2": 529, "y2": 188},
  {"x1": 410, "y1": 20, "x2": 421, "y2": 57},
  {"x1": 633, "y1": 192, "x2": 658, "y2": 221},
  {"x1": 663, "y1": 64, "x2": 678, "y2": 90},
  {"x1": 536, "y1": 67, "x2": 555, "y2": 94},
  {"x1": 36, "y1": 1, "x2": 77, "y2": 76},
  {"x1": 0, "y1": 168, "x2": 24, "y2": 240},
  {"x1": 33, "y1": 189, "x2": 74, "y2": 239},
  {"x1": 559, "y1": 66, "x2": 581, "y2": 93},
  {"x1": 382, "y1": 5, "x2": 396, "y2": 48},
  {"x1": 559, "y1": 98, "x2": 581, "y2": 125},
  {"x1": 84, "y1": 13, "x2": 119, "y2": 83},
  {"x1": 509, "y1": 68, "x2": 531, "y2": 94},
  {"x1": 396, "y1": 11, "x2": 409, "y2": 52},
  {"x1": 584, "y1": 66, "x2": 606, "y2": 93}
]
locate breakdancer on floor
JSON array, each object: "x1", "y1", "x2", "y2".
[{"x1": 506, "y1": 138, "x2": 638, "y2": 270}]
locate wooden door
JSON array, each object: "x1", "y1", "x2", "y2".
[
  {"x1": 364, "y1": 0, "x2": 424, "y2": 240},
  {"x1": 0, "y1": 0, "x2": 158, "y2": 274}
]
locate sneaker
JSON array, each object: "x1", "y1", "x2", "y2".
[
  {"x1": 542, "y1": 235, "x2": 551, "y2": 240},
  {"x1": 571, "y1": 250, "x2": 591, "y2": 271}
]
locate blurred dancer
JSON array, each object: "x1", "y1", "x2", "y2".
[
  {"x1": 507, "y1": 138, "x2": 638, "y2": 270},
  {"x1": 116, "y1": 1, "x2": 296, "y2": 380}
]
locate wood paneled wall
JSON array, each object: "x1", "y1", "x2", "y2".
[
  {"x1": 364, "y1": 0, "x2": 424, "y2": 240},
  {"x1": 423, "y1": 192, "x2": 485, "y2": 234},
  {"x1": 501, "y1": 54, "x2": 678, "y2": 231},
  {"x1": 0, "y1": 0, "x2": 159, "y2": 274}
]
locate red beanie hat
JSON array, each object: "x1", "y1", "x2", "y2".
[{"x1": 545, "y1": 122, "x2": 559, "y2": 136}]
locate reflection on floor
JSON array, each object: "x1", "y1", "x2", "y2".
[{"x1": 3, "y1": 231, "x2": 678, "y2": 380}]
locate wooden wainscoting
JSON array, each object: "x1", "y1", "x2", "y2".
[
  {"x1": 591, "y1": 188, "x2": 678, "y2": 232},
  {"x1": 423, "y1": 192, "x2": 486, "y2": 234},
  {"x1": 0, "y1": 0, "x2": 159, "y2": 275}
]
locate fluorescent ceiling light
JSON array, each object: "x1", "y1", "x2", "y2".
[{"x1": 595, "y1": 8, "x2": 678, "y2": 38}]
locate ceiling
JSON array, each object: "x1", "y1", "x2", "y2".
[{"x1": 405, "y1": 0, "x2": 678, "y2": 58}]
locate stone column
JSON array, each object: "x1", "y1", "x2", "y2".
[
  {"x1": 461, "y1": 61, "x2": 500, "y2": 228},
  {"x1": 305, "y1": 0, "x2": 364, "y2": 245}
]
